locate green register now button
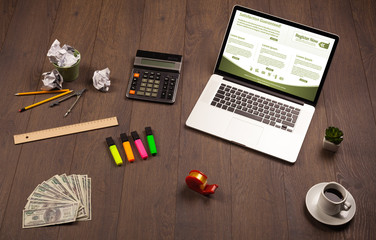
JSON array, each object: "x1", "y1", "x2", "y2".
[{"x1": 270, "y1": 37, "x2": 278, "y2": 41}]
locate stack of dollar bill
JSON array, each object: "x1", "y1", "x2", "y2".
[{"x1": 23, "y1": 174, "x2": 91, "y2": 228}]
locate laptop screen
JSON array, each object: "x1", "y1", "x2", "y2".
[{"x1": 215, "y1": 6, "x2": 339, "y2": 105}]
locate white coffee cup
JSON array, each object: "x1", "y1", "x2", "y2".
[{"x1": 317, "y1": 182, "x2": 351, "y2": 215}]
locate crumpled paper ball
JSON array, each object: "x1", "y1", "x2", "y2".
[
  {"x1": 47, "y1": 39, "x2": 80, "y2": 67},
  {"x1": 92, "y1": 68, "x2": 110, "y2": 92},
  {"x1": 41, "y1": 69, "x2": 63, "y2": 90}
]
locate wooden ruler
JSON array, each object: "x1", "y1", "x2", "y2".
[{"x1": 14, "y1": 117, "x2": 118, "y2": 144}]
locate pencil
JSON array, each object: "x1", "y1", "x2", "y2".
[
  {"x1": 19, "y1": 90, "x2": 73, "y2": 112},
  {"x1": 15, "y1": 89, "x2": 70, "y2": 96}
]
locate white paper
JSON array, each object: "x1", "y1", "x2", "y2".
[
  {"x1": 47, "y1": 39, "x2": 80, "y2": 67},
  {"x1": 92, "y1": 68, "x2": 111, "y2": 92},
  {"x1": 41, "y1": 69, "x2": 63, "y2": 90}
]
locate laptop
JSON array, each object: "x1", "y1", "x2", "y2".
[{"x1": 186, "y1": 5, "x2": 339, "y2": 163}]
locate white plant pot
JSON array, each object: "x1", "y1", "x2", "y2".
[{"x1": 323, "y1": 137, "x2": 340, "y2": 152}]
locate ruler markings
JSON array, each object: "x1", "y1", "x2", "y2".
[{"x1": 14, "y1": 117, "x2": 118, "y2": 144}]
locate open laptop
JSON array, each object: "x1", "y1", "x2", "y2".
[{"x1": 186, "y1": 5, "x2": 339, "y2": 163}]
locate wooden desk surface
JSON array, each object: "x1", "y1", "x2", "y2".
[{"x1": 1, "y1": 0, "x2": 375, "y2": 239}]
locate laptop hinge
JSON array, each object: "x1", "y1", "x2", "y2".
[{"x1": 222, "y1": 76, "x2": 305, "y2": 106}]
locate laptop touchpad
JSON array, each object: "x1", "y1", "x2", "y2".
[{"x1": 225, "y1": 118, "x2": 263, "y2": 147}]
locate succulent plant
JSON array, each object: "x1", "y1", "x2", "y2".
[{"x1": 325, "y1": 127, "x2": 343, "y2": 145}]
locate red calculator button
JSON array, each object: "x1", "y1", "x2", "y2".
[
  {"x1": 129, "y1": 90, "x2": 135, "y2": 95},
  {"x1": 133, "y1": 73, "x2": 140, "y2": 78}
]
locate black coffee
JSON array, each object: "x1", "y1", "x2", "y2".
[{"x1": 324, "y1": 188, "x2": 343, "y2": 202}]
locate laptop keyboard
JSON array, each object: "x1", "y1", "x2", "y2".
[{"x1": 211, "y1": 83, "x2": 301, "y2": 132}]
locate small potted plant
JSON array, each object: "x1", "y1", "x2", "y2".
[{"x1": 323, "y1": 126, "x2": 343, "y2": 152}]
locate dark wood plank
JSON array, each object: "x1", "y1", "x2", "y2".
[
  {"x1": 351, "y1": 0, "x2": 376, "y2": 117},
  {"x1": 116, "y1": 0, "x2": 186, "y2": 239},
  {"x1": 225, "y1": 1, "x2": 289, "y2": 239},
  {"x1": 0, "y1": 0, "x2": 17, "y2": 50},
  {"x1": 175, "y1": 1, "x2": 232, "y2": 239},
  {"x1": 0, "y1": 0, "x2": 60, "y2": 237},
  {"x1": 310, "y1": 0, "x2": 376, "y2": 238},
  {"x1": 0, "y1": 0, "x2": 102, "y2": 239},
  {"x1": 267, "y1": 0, "x2": 340, "y2": 239},
  {"x1": 57, "y1": 0, "x2": 144, "y2": 239}
]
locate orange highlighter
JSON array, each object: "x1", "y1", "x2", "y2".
[{"x1": 120, "y1": 133, "x2": 135, "y2": 162}]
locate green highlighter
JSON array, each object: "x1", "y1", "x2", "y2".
[{"x1": 145, "y1": 127, "x2": 157, "y2": 156}]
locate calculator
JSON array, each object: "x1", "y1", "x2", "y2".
[{"x1": 126, "y1": 50, "x2": 183, "y2": 104}]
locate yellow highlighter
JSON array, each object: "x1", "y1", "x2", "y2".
[
  {"x1": 106, "y1": 137, "x2": 123, "y2": 166},
  {"x1": 120, "y1": 133, "x2": 135, "y2": 162}
]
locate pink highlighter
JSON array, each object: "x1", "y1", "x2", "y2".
[{"x1": 131, "y1": 131, "x2": 148, "y2": 160}]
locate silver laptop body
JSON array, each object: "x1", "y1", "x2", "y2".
[{"x1": 186, "y1": 5, "x2": 339, "y2": 163}]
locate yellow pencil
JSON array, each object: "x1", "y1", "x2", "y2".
[
  {"x1": 15, "y1": 89, "x2": 70, "y2": 96},
  {"x1": 19, "y1": 90, "x2": 73, "y2": 112}
]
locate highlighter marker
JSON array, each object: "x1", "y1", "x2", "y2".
[
  {"x1": 106, "y1": 137, "x2": 123, "y2": 166},
  {"x1": 145, "y1": 127, "x2": 157, "y2": 156},
  {"x1": 120, "y1": 133, "x2": 135, "y2": 162},
  {"x1": 131, "y1": 131, "x2": 148, "y2": 160}
]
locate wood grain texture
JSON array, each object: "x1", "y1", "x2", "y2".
[
  {"x1": 267, "y1": 1, "x2": 339, "y2": 239},
  {"x1": 0, "y1": 0, "x2": 17, "y2": 51},
  {"x1": 117, "y1": 0, "x2": 186, "y2": 239},
  {"x1": 0, "y1": 0, "x2": 375, "y2": 239},
  {"x1": 57, "y1": 0, "x2": 140, "y2": 238},
  {"x1": 351, "y1": 0, "x2": 376, "y2": 118},
  {"x1": 226, "y1": 2, "x2": 290, "y2": 240},
  {"x1": 176, "y1": 1, "x2": 232, "y2": 239},
  {"x1": 311, "y1": 0, "x2": 376, "y2": 239},
  {"x1": 0, "y1": 0, "x2": 60, "y2": 237},
  {"x1": 0, "y1": 0, "x2": 102, "y2": 239}
]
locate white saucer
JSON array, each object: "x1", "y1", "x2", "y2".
[{"x1": 305, "y1": 182, "x2": 356, "y2": 226}]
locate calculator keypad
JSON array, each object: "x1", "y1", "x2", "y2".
[{"x1": 127, "y1": 68, "x2": 179, "y2": 104}]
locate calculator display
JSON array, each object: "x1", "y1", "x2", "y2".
[{"x1": 141, "y1": 59, "x2": 175, "y2": 69}]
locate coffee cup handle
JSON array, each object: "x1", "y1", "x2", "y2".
[{"x1": 342, "y1": 201, "x2": 352, "y2": 211}]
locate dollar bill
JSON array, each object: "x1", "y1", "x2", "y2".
[
  {"x1": 47, "y1": 175, "x2": 77, "y2": 202},
  {"x1": 27, "y1": 184, "x2": 74, "y2": 203},
  {"x1": 25, "y1": 200, "x2": 72, "y2": 210},
  {"x1": 59, "y1": 174, "x2": 80, "y2": 202},
  {"x1": 24, "y1": 174, "x2": 92, "y2": 228},
  {"x1": 76, "y1": 176, "x2": 91, "y2": 221},
  {"x1": 87, "y1": 177, "x2": 91, "y2": 220},
  {"x1": 40, "y1": 181, "x2": 74, "y2": 202},
  {"x1": 68, "y1": 175, "x2": 81, "y2": 203},
  {"x1": 73, "y1": 175, "x2": 87, "y2": 216},
  {"x1": 22, "y1": 203, "x2": 79, "y2": 228}
]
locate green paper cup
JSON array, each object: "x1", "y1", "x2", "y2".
[{"x1": 53, "y1": 50, "x2": 80, "y2": 82}]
